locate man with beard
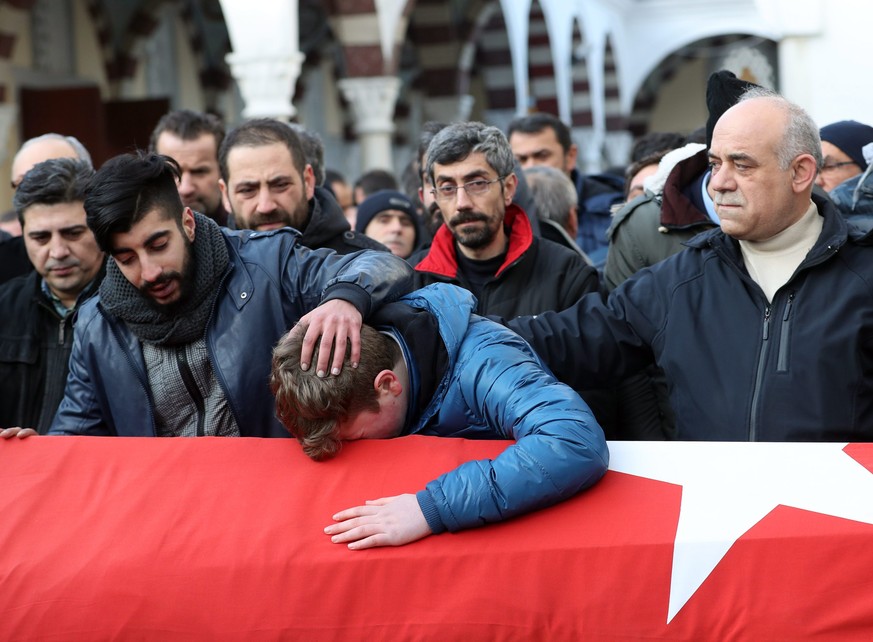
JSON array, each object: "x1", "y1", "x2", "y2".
[
  {"x1": 0, "y1": 158, "x2": 105, "y2": 434},
  {"x1": 411, "y1": 121, "x2": 540, "y2": 258},
  {"x1": 150, "y1": 110, "x2": 229, "y2": 226},
  {"x1": 0, "y1": 152, "x2": 413, "y2": 439},
  {"x1": 218, "y1": 119, "x2": 386, "y2": 255},
  {"x1": 412, "y1": 122, "x2": 600, "y2": 322},
  {"x1": 412, "y1": 122, "x2": 614, "y2": 434}
]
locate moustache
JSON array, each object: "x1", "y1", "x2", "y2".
[
  {"x1": 449, "y1": 212, "x2": 488, "y2": 227},
  {"x1": 142, "y1": 270, "x2": 180, "y2": 292},
  {"x1": 45, "y1": 259, "x2": 81, "y2": 271},
  {"x1": 251, "y1": 211, "x2": 291, "y2": 227}
]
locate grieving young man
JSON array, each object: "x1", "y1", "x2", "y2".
[
  {"x1": 1, "y1": 152, "x2": 412, "y2": 439},
  {"x1": 271, "y1": 283, "x2": 608, "y2": 549}
]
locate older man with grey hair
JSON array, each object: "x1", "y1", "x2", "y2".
[
  {"x1": 523, "y1": 164, "x2": 590, "y2": 260},
  {"x1": 510, "y1": 88, "x2": 873, "y2": 442},
  {"x1": 2, "y1": 133, "x2": 93, "y2": 285},
  {"x1": 11, "y1": 134, "x2": 91, "y2": 189}
]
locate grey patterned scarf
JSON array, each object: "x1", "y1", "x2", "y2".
[{"x1": 99, "y1": 212, "x2": 230, "y2": 346}]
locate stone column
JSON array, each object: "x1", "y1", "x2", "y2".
[
  {"x1": 337, "y1": 76, "x2": 400, "y2": 171},
  {"x1": 225, "y1": 51, "x2": 305, "y2": 120},
  {"x1": 219, "y1": 0, "x2": 305, "y2": 121}
]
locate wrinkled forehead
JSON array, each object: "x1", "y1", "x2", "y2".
[
  {"x1": 433, "y1": 152, "x2": 496, "y2": 181},
  {"x1": 226, "y1": 142, "x2": 299, "y2": 182},
  {"x1": 711, "y1": 99, "x2": 785, "y2": 156}
]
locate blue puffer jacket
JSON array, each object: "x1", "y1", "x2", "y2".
[
  {"x1": 510, "y1": 194, "x2": 873, "y2": 442},
  {"x1": 390, "y1": 284, "x2": 608, "y2": 534},
  {"x1": 49, "y1": 226, "x2": 413, "y2": 437}
]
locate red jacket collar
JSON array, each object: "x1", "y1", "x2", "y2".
[{"x1": 415, "y1": 204, "x2": 533, "y2": 278}]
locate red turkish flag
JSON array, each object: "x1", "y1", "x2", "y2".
[{"x1": 0, "y1": 437, "x2": 871, "y2": 640}]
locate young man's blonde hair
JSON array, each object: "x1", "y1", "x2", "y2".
[{"x1": 270, "y1": 324, "x2": 400, "y2": 460}]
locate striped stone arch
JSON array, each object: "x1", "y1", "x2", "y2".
[
  {"x1": 627, "y1": 34, "x2": 776, "y2": 137},
  {"x1": 86, "y1": 0, "x2": 149, "y2": 89},
  {"x1": 568, "y1": 28, "x2": 623, "y2": 132},
  {"x1": 0, "y1": 0, "x2": 39, "y2": 104},
  {"x1": 457, "y1": 1, "x2": 624, "y2": 131},
  {"x1": 177, "y1": 1, "x2": 233, "y2": 110},
  {"x1": 321, "y1": 0, "x2": 415, "y2": 152},
  {"x1": 87, "y1": 0, "x2": 230, "y2": 102},
  {"x1": 325, "y1": 0, "x2": 414, "y2": 78}
]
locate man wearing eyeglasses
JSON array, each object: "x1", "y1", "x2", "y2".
[
  {"x1": 410, "y1": 122, "x2": 617, "y2": 435},
  {"x1": 815, "y1": 120, "x2": 873, "y2": 193},
  {"x1": 411, "y1": 121, "x2": 600, "y2": 322}
]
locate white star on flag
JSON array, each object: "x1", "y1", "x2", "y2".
[{"x1": 608, "y1": 441, "x2": 873, "y2": 623}]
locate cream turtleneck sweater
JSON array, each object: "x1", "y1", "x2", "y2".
[{"x1": 738, "y1": 201, "x2": 822, "y2": 302}]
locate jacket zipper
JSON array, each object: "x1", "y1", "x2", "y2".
[
  {"x1": 205, "y1": 267, "x2": 243, "y2": 431},
  {"x1": 777, "y1": 292, "x2": 795, "y2": 372},
  {"x1": 749, "y1": 305, "x2": 771, "y2": 441},
  {"x1": 176, "y1": 345, "x2": 207, "y2": 437}
]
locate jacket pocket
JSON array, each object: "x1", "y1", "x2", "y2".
[{"x1": 0, "y1": 337, "x2": 38, "y2": 365}]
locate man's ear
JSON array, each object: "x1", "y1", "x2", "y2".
[
  {"x1": 182, "y1": 207, "x2": 196, "y2": 242},
  {"x1": 219, "y1": 178, "x2": 232, "y2": 213},
  {"x1": 567, "y1": 205, "x2": 579, "y2": 238},
  {"x1": 564, "y1": 143, "x2": 579, "y2": 173},
  {"x1": 502, "y1": 172, "x2": 518, "y2": 206},
  {"x1": 374, "y1": 369, "x2": 402, "y2": 397},
  {"x1": 303, "y1": 164, "x2": 316, "y2": 201},
  {"x1": 792, "y1": 154, "x2": 819, "y2": 193}
]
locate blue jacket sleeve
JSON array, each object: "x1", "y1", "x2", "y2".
[{"x1": 416, "y1": 319, "x2": 609, "y2": 533}]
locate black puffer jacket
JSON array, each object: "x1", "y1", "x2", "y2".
[{"x1": 302, "y1": 187, "x2": 389, "y2": 254}]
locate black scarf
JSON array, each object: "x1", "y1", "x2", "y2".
[{"x1": 99, "y1": 212, "x2": 230, "y2": 346}]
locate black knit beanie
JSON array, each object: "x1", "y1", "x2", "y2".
[{"x1": 705, "y1": 70, "x2": 760, "y2": 147}]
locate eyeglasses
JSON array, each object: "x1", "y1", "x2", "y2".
[
  {"x1": 431, "y1": 176, "x2": 506, "y2": 202},
  {"x1": 820, "y1": 160, "x2": 857, "y2": 173}
]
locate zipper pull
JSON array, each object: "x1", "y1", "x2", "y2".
[
  {"x1": 763, "y1": 306, "x2": 771, "y2": 341},
  {"x1": 58, "y1": 318, "x2": 65, "y2": 345},
  {"x1": 783, "y1": 292, "x2": 795, "y2": 321}
]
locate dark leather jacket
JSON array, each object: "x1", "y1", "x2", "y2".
[
  {"x1": 50, "y1": 226, "x2": 413, "y2": 436},
  {"x1": 0, "y1": 268, "x2": 102, "y2": 433}
]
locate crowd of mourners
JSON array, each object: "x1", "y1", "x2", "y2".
[{"x1": 2, "y1": 69, "x2": 873, "y2": 547}]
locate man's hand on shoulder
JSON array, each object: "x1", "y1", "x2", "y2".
[
  {"x1": 325, "y1": 494, "x2": 433, "y2": 550},
  {"x1": 0, "y1": 427, "x2": 38, "y2": 439},
  {"x1": 293, "y1": 299, "x2": 362, "y2": 377}
]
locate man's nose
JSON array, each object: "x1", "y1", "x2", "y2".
[
  {"x1": 709, "y1": 166, "x2": 731, "y2": 192},
  {"x1": 178, "y1": 173, "x2": 195, "y2": 196},
  {"x1": 455, "y1": 186, "x2": 474, "y2": 209},
  {"x1": 256, "y1": 187, "x2": 276, "y2": 212},
  {"x1": 141, "y1": 257, "x2": 163, "y2": 283},
  {"x1": 48, "y1": 235, "x2": 71, "y2": 260}
]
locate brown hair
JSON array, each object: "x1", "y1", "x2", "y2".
[{"x1": 270, "y1": 324, "x2": 400, "y2": 460}]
